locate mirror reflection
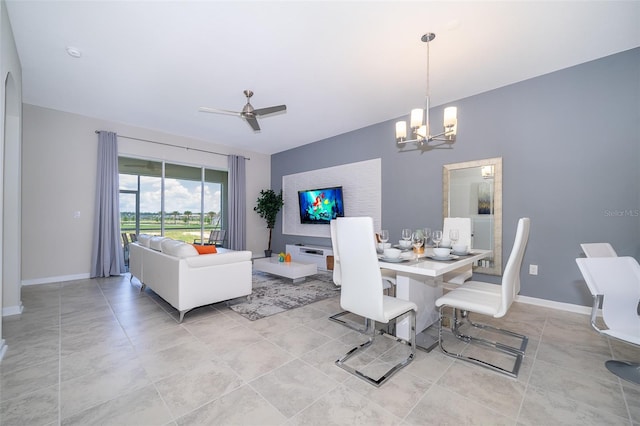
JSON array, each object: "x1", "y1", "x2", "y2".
[{"x1": 443, "y1": 157, "x2": 502, "y2": 276}]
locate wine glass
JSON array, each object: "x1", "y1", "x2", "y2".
[
  {"x1": 432, "y1": 230, "x2": 443, "y2": 248},
  {"x1": 379, "y1": 230, "x2": 389, "y2": 244},
  {"x1": 411, "y1": 232, "x2": 424, "y2": 258},
  {"x1": 401, "y1": 228, "x2": 412, "y2": 242},
  {"x1": 423, "y1": 228, "x2": 432, "y2": 246},
  {"x1": 449, "y1": 229, "x2": 459, "y2": 246}
]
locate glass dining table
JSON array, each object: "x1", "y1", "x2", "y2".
[{"x1": 379, "y1": 247, "x2": 493, "y2": 351}]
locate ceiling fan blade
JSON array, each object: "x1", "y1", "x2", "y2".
[
  {"x1": 253, "y1": 105, "x2": 286, "y2": 116},
  {"x1": 198, "y1": 106, "x2": 241, "y2": 116},
  {"x1": 244, "y1": 115, "x2": 261, "y2": 131}
]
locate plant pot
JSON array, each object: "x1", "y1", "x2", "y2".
[{"x1": 264, "y1": 249, "x2": 272, "y2": 258}]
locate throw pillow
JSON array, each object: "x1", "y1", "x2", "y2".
[{"x1": 192, "y1": 244, "x2": 217, "y2": 255}]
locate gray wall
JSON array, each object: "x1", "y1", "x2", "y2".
[{"x1": 271, "y1": 48, "x2": 640, "y2": 307}]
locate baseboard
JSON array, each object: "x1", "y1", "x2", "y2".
[
  {"x1": 515, "y1": 294, "x2": 592, "y2": 315},
  {"x1": 443, "y1": 282, "x2": 591, "y2": 315},
  {"x1": 21, "y1": 273, "x2": 91, "y2": 286},
  {"x1": 2, "y1": 303, "x2": 24, "y2": 317}
]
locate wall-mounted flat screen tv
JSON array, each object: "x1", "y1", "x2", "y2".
[{"x1": 298, "y1": 186, "x2": 345, "y2": 224}]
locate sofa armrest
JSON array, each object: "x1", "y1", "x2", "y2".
[{"x1": 185, "y1": 250, "x2": 252, "y2": 268}]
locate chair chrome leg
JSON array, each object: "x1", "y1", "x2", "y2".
[
  {"x1": 335, "y1": 311, "x2": 416, "y2": 387},
  {"x1": 329, "y1": 310, "x2": 368, "y2": 333},
  {"x1": 448, "y1": 309, "x2": 528, "y2": 355},
  {"x1": 439, "y1": 307, "x2": 526, "y2": 378},
  {"x1": 463, "y1": 314, "x2": 528, "y2": 355}
]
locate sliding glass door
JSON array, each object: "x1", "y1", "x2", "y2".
[{"x1": 118, "y1": 157, "x2": 227, "y2": 243}]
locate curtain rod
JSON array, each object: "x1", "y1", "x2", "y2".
[{"x1": 94, "y1": 130, "x2": 250, "y2": 160}]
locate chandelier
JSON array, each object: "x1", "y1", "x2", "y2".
[{"x1": 395, "y1": 33, "x2": 457, "y2": 149}]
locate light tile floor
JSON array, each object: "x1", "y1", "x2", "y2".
[{"x1": 1, "y1": 274, "x2": 639, "y2": 425}]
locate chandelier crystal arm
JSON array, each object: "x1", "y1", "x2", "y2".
[
  {"x1": 396, "y1": 139, "x2": 453, "y2": 152},
  {"x1": 396, "y1": 127, "x2": 455, "y2": 145}
]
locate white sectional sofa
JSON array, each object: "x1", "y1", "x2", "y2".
[{"x1": 129, "y1": 235, "x2": 252, "y2": 322}]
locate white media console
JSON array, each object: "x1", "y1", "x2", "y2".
[{"x1": 285, "y1": 244, "x2": 333, "y2": 271}]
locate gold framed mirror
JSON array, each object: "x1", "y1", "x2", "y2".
[{"x1": 443, "y1": 157, "x2": 502, "y2": 276}]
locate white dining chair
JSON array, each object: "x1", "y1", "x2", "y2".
[
  {"x1": 334, "y1": 217, "x2": 417, "y2": 387},
  {"x1": 442, "y1": 217, "x2": 473, "y2": 285},
  {"x1": 575, "y1": 256, "x2": 640, "y2": 385},
  {"x1": 435, "y1": 217, "x2": 530, "y2": 377},
  {"x1": 580, "y1": 242, "x2": 618, "y2": 258},
  {"x1": 328, "y1": 219, "x2": 396, "y2": 332}
]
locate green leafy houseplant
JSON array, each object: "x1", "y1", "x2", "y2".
[{"x1": 254, "y1": 189, "x2": 284, "y2": 257}]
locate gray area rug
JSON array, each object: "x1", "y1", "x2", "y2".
[{"x1": 228, "y1": 271, "x2": 338, "y2": 321}]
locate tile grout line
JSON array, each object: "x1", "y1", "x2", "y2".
[
  {"x1": 514, "y1": 312, "x2": 547, "y2": 424},
  {"x1": 608, "y1": 337, "x2": 634, "y2": 424}
]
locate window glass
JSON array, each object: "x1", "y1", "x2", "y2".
[
  {"x1": 165, "y1": 164, "x2": 202, "y2": 242},
  {"x1": 139, "y1": 175, "x2": 162, "y2": 236},
  {"x1": 205, "y1": 168, "x2": 228, "y2": 231}
]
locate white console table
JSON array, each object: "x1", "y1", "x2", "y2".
[{"x1": 285, "y1": 244, "x2": 333, "y2": 271}]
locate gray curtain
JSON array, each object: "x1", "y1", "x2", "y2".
[
  {"x1": 90, "y1": 131, "x2": 125, "y2": 277},
  {"x1": 227, "y1": 155, "x2": 246, "y2": 250}
]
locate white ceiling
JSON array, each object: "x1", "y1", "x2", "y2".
[{"x1": 6, "y1": 1, "x2": 640, "y2": 155}]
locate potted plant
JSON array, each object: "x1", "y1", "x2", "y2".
[{"x1": 254, "y1": 189, "x2": 284, "y2": 257}]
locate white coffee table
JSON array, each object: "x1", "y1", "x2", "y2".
[{"x1": 253, "y1": 257, "x2": 317, "y2": 283}]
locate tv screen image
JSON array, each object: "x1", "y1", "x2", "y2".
[{"x1": 298, "y1": 186, "x2": 345, "y2": 224}]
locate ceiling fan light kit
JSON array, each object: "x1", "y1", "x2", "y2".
[
  {"x1": 199, "y1": 90, "x2": 286, "y2": 132},
  {"x1": 396, "y1": 32, "x2": 458, "y2": 150}
]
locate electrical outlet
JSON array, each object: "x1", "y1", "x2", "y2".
[{"x1": 529, "y1": 264, "x2": 538, "y2": 275}]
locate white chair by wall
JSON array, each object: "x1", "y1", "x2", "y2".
[
  {"x1": 575, "y1": 256, "x2": 640, "y2": 385},
  {"x1": 442, "y1": 217, "x2": 473, "y2": 285},
  {"x1": 580, "y1": 243, "x2": 618, "y2": 258},
  {"x1": 334, "y1": 217, "x2": 417, "y2": 387},
  {"x1": 435, "y1": 217, "x2": 530, "y2": 377},
  {"x1": 328, "y1": 219, "x2": 396, "y2": 332}
]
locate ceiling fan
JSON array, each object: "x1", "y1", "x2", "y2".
[{"x1": 199, "y1": 90, "x2": 286, "y2": 132}]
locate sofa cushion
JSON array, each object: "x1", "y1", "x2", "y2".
[
  {"x1": 138, "y1": 234, "x2": 152, "y2": 247},
  {"x1": 150, "y1": 236, "x2": 168, "y2": 251},
  {"x1": 185, "y1": 250, "x2": 252, "y2": 268},
  {"x1": 192, "y1": 244, "x2": 218, "y2": 254},
  {"x1": 161, "y1": 239, "x2": 199, "y2": 258}
]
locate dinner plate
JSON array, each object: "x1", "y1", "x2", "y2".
[
  {"x1": 393, "y1": 244, "x2": 413, "y2": 251},
  {"x1": 451, "y1": 250, "x2": 470, "y2": 256},
  {"x1": 428, "y1": 255, "x2": 455, "y2": 261},
  {"x1": 378, "y1": 256, "x2": 407, "y2": 263}
]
